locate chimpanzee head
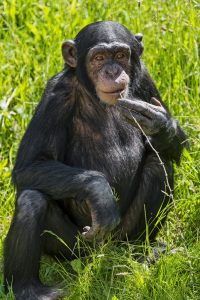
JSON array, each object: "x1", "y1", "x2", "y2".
[{"x1": 62, "y1": 21, "x2": 143, "y2": 105}]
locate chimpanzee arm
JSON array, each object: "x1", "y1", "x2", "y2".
[
  {"x1": 129, "y1": 66, "x2": 188, "y2": 163},
  {"x1": 118, "y1": 98, "x2": 187, "y2": 163},
  {"x1": 14, "y1": 161, "x2": 108, "y2": 200}
]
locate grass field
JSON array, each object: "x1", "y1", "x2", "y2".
[{"x1": 0, "y1": 0, "x2": 200, "y2": 299}]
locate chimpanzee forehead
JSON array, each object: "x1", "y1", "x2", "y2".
[
  {"x1": 74, "y1": 21, "x2": 134, "y2": 55},
  {"x1": 86, "y1": 42, "x2": 131, "y2": 60},
  {"x1": 89, "y1": 42, "x2": 130, "y2": 52}
]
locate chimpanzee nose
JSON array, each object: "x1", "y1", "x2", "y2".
[{"x1": 105, "y1": 64, "x2": 120, "y2": 78}]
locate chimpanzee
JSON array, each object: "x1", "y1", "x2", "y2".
[{"x1": 4, "y1": 21, "x2": 187, "y2": 299}]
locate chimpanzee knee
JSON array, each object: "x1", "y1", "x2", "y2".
[{"x1": 16, "y1": 190, "x2": 48, "y2": 221}]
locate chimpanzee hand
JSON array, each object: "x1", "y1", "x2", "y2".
[
  {"x1": 80, "y1": 176, "x2": 120, "y2": 242},
  {"x1": 118, "y1": 97, "x2": 176, "y2": 137}
]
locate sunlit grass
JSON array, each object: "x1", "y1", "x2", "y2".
[{"x1": 0, "y1": 0, "x2": 199, "y2": 299}]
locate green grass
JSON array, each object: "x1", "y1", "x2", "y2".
[{"x1": 0, "y1": 0, "x2": 200, "y2": 299}]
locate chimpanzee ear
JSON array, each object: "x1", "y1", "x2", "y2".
[
  {"x1": 135, "y1": 33, "x2": 144, "y2": 56},
  {"x1": 62, "y1": 40, "x2": 77, "y2": 68}
]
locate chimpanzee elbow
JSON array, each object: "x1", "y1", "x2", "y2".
[
  {"x1": 172, "y1": 125, "x2": 189, "y2": 164},
  {"x1": 12, "y1": 168, "x2": 26, "y2": 190},
  {"x1": 172, "y1": 132, "x2": 189, "y2": 166},
  {"x1": 12, "y1": 169, "x2": 20, "y2": 187},
  {"x1": 161, "y1": 132, "x2": 188, "y2": 165}
]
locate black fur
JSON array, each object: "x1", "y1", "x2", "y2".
[{"x1": 4, "y1": 21, "x2": 187, "y2": 299}]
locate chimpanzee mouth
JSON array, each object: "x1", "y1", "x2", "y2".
[
  {"x1": 97, "y1": 87, "x2": 127, "y2": 105},
  {"x1": 101, "y1": 88, "x2": 125, "y2": 96}
]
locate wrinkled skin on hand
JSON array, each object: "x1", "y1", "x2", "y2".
[
  {"x1": 118, "y1": 97, "x2": 175, "y2": 137},
  {"x1": 81, "y1": 200, "x2": 120, "y2": 242}
]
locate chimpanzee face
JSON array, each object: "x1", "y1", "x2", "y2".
[
  {"x1": 62, "y1": 21, "x2": 143, "y2": 105},
  {"x1": 85, "y1": 42, "x2": 131, "y2": 105}
]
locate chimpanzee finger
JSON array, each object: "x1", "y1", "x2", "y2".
[
  {"x1": 82, "y1": 223, "x2": 112, "y2": 242},
  {"x1": 122, "y1": 109, "x2": 165, "y2": 135},
  {"x1": 82, "y1": 224, "x2": 102, "y2": 241},
  {"x1": 118, "y1": 98, "x2": 166, "y2": 118},
  {"x1": 150, "y1": 97, "x2": 162, "y2": 107},
  {"x1": 120, "y1": 106, "x2": 153, "y2": 128},
  {"x1": 82, "y1": 228, "x2": 96, "y2": 240},
  {"x1": 119, "y1": 98, "x2": 163, "y2": 111},
  {"x1": 83, "y1": 226, "x2": 91, "y2": 232}
]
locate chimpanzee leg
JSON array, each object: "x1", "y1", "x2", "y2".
[
  {"x1": 119, "y1": 153, "x2": 173, "y2": 242},
  {"x1": 42, "y1": 202, "x2": 80, "y2": 259},
  {"x1": 4, "y1": 190, "x2": 65, "y2": 300}
]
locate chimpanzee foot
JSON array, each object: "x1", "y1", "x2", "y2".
[
  {"x1": 137, "y1": 242, "x2": 185, "y2": 264},
  {"x1": 14, "y1": 282, "x2": 67, "y2": 300},
  {"x1": 137, "y1": 242, "x2": 167, "y2": 264}
]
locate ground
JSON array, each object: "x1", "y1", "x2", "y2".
[{"x1": 0, "y1": 0, "x2": 200, "y2": 299}]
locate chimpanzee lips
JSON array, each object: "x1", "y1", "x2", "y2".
[
  {"x1": 100, "y1": 88, "x2": 125, "y2": 96},
  {"x1": 103, "y1": 88, "x2": 125, "y2": 94},
  {"x1": 97, "y1": 87, "x2": 126, "y2": 106}
]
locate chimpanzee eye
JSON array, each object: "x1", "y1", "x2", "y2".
[
  {"x1": 115, "y1": 52, "x2": 125, "y2": 59},
  {"x1": 94, "y1": 54, "x2": 105, "y2": 61}
]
